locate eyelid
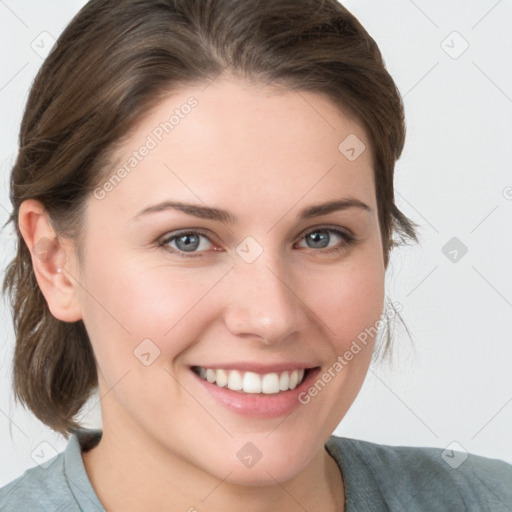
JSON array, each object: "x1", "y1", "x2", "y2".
[
  {"x1": 159, "y1": 224, "x2": 353, "y2": 242},
  {"x1": 299, "y1": 223, "x2": 354, "y2": 239},
  {"x1": 157, "y1": 224, "x2": 356, "y2": 257},
  {"x1": 158, "y1": 228, "x2": 217, "y2": 248}
]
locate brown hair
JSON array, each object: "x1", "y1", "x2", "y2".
[{"x1": 2, "y1": 0, "x2": 419, "y2": 437}]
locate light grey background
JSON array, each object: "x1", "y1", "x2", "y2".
[{"x1": 1, "y1": 0, "x2": 511, "y2": 486}]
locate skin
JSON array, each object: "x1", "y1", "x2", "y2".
[{"x1": 20, "y1": 75, "x2": 386, "y2": 511}]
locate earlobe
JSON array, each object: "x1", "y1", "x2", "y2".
[{"x1": 18, "y1": 199, "x2": 83, "y2": 323}]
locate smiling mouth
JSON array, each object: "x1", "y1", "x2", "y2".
[{"x1": 191, "y1": 366, "x2": 317, "y2": 394}]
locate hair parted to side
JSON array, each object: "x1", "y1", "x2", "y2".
[{"x1": 2, "y1": 0, "x2": 419, "y2": 437}]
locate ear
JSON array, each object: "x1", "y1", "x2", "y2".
[{"x1": 18, "y1": 199, "x2": 83, "y2": 322}]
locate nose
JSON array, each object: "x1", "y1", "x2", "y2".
[{"x1": 223, "y1": 251, "x2": 303, "y2": 345}]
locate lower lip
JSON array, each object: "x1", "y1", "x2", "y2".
[{"x1": 191, "y1": 367, "x2": 321, "y2": 418}]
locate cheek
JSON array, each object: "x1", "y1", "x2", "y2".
[
  {"x1": 302, "y1": 257, "x2": 385, "y2": 350},
  {"x1": 282, "y1": 258, "x2": 384, "y2": 443},
  {"x1": 78, "y1": 248, "x2": 226, "y2": 368}
]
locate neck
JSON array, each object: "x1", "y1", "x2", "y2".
[{"x1": 82, "y1": 420, "x2": 344, "y2": 511}]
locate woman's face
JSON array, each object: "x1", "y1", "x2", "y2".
[{"x1": 75, "y1": 76, "x2": 385, "y2": 484}]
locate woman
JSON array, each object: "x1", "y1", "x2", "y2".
[{"x1": 1, "y1": 0, "x2": 511, "y2": 510}]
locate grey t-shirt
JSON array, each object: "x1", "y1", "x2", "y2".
[{"x1": 1, "y1": 429, "x2": 511, "y2": 511}]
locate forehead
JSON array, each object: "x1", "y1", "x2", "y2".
[{"x1": 91, "y1": 77, "x2": 375, "y2": 221}]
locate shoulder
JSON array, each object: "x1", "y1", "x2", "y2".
[
  {"x1": 326, "y1": 435, "x2": 512, "y2": 510},
  {"x1": 0, "y1": 451, "x2": 79, "y2": 512},
  {"x1": 0, "y1": 430, "x2": 102, "y2": 512}
]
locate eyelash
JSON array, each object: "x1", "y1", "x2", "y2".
[{"x1": 157, "y1": 226, "x2": 356, "y2": 259}]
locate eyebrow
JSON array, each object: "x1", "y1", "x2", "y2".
[{"x1": 132, "y1": 197, "x2": 372, "y2": 223}]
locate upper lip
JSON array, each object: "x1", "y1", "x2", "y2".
[{"x1": 191, "y1": 363, "x2": 320, "y2": 374}]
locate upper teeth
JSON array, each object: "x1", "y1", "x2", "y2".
[{"x1": 196, "y1": 367, "x2": 306, "y2": 394}]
